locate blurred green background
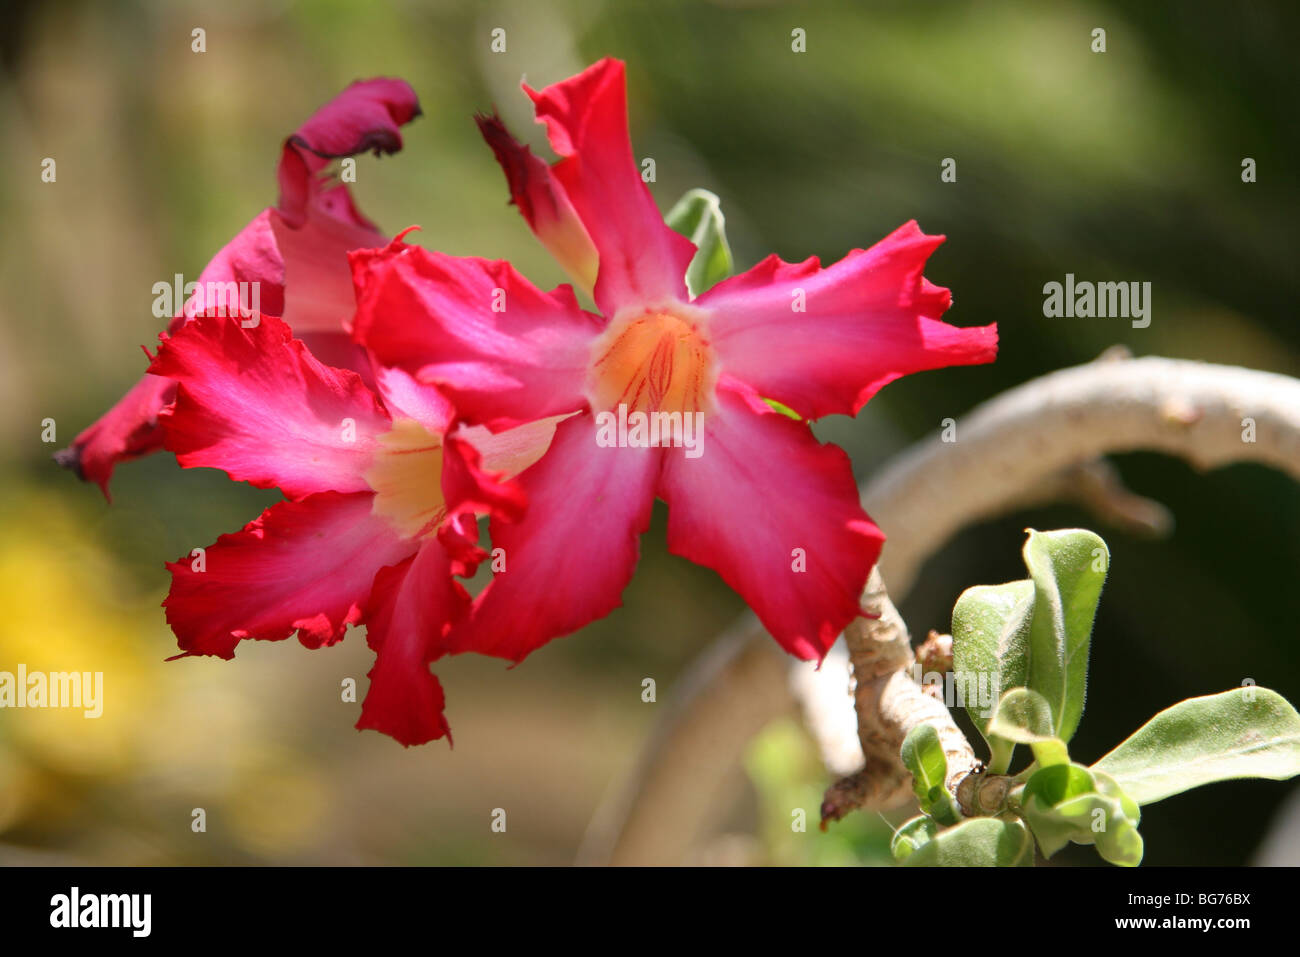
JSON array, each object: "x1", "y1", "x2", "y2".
[{"x1": 1, "y1": 0, "x2": 1296, "y2": 865}]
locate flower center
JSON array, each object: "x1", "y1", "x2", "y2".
[
  {"x1": 587, "y1": 308, "x2": 714, "y2": 415},
  {"x1": 363, "y1": 418, "x2": 445, "y2": 540}
]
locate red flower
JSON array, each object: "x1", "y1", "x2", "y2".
[
  {"x1": 352, "y1": 59, "x2": 998, "y2": 665},
  {"x1": 149, "y1": 312, "x2": 524, "y2": 746},
  {"x1": 56, "y1": 78, "x2": 421, "y2": 497}
]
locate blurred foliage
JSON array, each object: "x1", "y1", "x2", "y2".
[
  {"x1": 746, "y1": 720, "x2": 895, "y2": 866},
  {"x1": 0, "y1": 0, "x2": 1297, "y2": 864}
]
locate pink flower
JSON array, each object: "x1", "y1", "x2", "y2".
[
  {"x1": 149, "y1": 311, "x2": 524, "y2": 746},
  {"x1": 56, "y1": 78, "x2": 421, "y2": 496},
  {"x1": 351, "y1": 59, "x2": 998, "y2": 665}
]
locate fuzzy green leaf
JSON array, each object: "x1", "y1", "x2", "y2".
[
  {"x1": 952, "y1": 579, "x2": 1034, "y2": 747},
  {"x1": 1022, "y1": 528, "x2": 1108, "y2": 742},
  {"x1": 1092, "y1": 687, "x2": 1300, "y2": 805},
  {"x1": 1021, "y1": 763, "x2": 1143, "y2": 866},
  {"x1": 903, "y1": 817, "x2": 1035, "y2": 867},
  {"x1": 987, "y1": 688, "x2": 1070, "y2": 768},
  {"x1": 890, "y1": 815, "x2": 938, "y2": 862},
  {"x1": 900, "y1": 723, "x2": 960, "y2": 824}
]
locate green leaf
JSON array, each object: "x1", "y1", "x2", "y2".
[
  {"x1": 987, "y1": 688, "x2": 1070, "y2": 768},
  {"x1": 1093, "y1": 769, "x2": 1143, "y2": 828},
  {"x1": 1020, "y1": 763, "x2": 1097, "y2": 858},
  {"x1": 900, "y1": 723, "x2": 946, "y2": 795},
  {"x1": 665, "y1": 188, "x2": 734, "y2": 296},
  {"x1": 1092, "y1": 687, "x2": 1300, "y2": 805},
  {"x1": 1022, "y1": 763, "x2": 1098, "y2": 811},
  {"x1": 952, "y1": 579, "x2": 1035, "y2": 752},
  {"x1": 1022, "y1": 528, "x2": 1108, "y2": 742},
  {"x1": 900, "y1": 724, "x2": 960, "y2": 824},
  {"x1": 1021, "y1": 763, "x2": 1143, "y2": 866},
  {"x1": 903, "y1": 818, "x2": 1035, "y2": 867},
  {"x1": 1048, "y1": 794, "x2": 1144, "y2": 867},
  {"x1": 1093, "y1": 813, "x2": 1144, "y2": 867},
  {"x1": 890, "y1": 815, "x2": 938, "y2": 862}
]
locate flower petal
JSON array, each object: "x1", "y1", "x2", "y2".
[
  {"x1": 698, "y1": 221, "x2": 997, "y2": 420},
  {"x1": 265, "y1": 77, "x2": 422, "y2": 340},
  {"x1": 369, "y1": 363, "x2": 456, "y2": 435},
  {"x1": 164, "y1": 492, "x2": 413, "y2": 659},
  {"x1": 276, "y1": 77, "x2": 421, "y2": 228},
  {"x1": 457, "y1": 415, "x2": 570, "y2": 479},
  {"x1": 52, "y1": 373, "x2": 176, "y2": 500},
  {"x1": 441, "y1": 433, "x2": 527, "y2": 534},
  {"x1": 357, "y1": 540, "x2": 466, "y2": 746},
  {"x1": 351, "y1": 240, "x2": 600, "y2": 429},
  {"x1": 270, "y1": 204, "x2": 383, "y2": 336},
  {"x1": 449, "y1": 411, "x2": 660, "y2": 661},
  {"x1": 657, "y1": 383, "x2": 884, "y2": 661},
  {"x1": 524, "y1": 58, "x2": 695, "y2": 316},
  {"x1": 150, "y1": 314, "x2": 390, "y2": 497},
  {"x1": 55, "y1": 209, "x2": 287, "y2": 496},
  {"x1": 475, "y1": 111, "x2": 598, "y2": 295}
]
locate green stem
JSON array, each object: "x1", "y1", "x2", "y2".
[{"x1": 988, "y1": 738, "x2": 1015, "y2": 775}]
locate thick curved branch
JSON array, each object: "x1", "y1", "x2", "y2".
[
  {"x1": 865, "y1": 353, "x2": 1300, "y2": 598},
  {"x1": 821, "y1": 569, "x2": 978, "y2": 824},
  {"x1": 579, "y1": 355, "x2": 1300, "y2": 864}
]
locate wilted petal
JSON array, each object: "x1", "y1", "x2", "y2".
[{"x1": 276, "y1": 77, "x2": 421, "y2": 228}]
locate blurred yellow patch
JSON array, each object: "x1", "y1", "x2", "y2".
[{"x1": 0, "y1": 486, "x2": 156, "y2": 778}]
